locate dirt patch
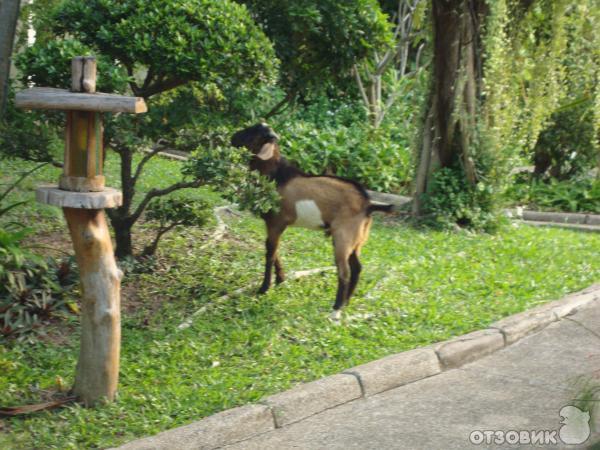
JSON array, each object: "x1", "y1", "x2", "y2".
[{"x1": 26, "y1": 230, "x2": 73, "y2": 259}]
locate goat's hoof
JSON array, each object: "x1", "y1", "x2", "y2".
[
  {"x1": 329, "y1": 310, "x2": 342, "y2": 321},
  {"x1": 257, "y1": 286, "x2": 269, "y2": 295},
  {"x1": 275, "y1": 277, "x2": 285, "y2": 285}
]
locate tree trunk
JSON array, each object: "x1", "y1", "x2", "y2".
[
  {"x1": 0, "y1": 0, "x2": 21, "y2": 118},
  {"x1": 109, "y1": 147, "x2": 134, "y2": 258},
  {"x1": 413, "y1": 0, "x2": 487, "y2": 215},
  {"x1": 113, "y1": 219, "x2": 133, "y2": 259},
  {"x1": 64, "y1": 207, "x2": 121, "y2": 406}
]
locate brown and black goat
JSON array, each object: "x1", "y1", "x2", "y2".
[{"x1": 231, "y1": 123, "x2": 393, "y2": 319}]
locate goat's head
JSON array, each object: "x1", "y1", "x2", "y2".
[{"x1": 231, "y1": 123, "x2": 280, "y2": 161}]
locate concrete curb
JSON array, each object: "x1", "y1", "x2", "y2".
[
  {"x1": 343, "y1": 348, "x2": 441, "y2": 397},
  {"x1": 113, "y1": 287, "x2": 600, "y2": 450},
  {"x1": 506, "y1": 209, "x2": 600, "y2": 225},
  {"x1": 263, "y1": 373, "x2": 361, "y2": 427}
]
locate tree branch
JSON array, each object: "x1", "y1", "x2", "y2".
[
  {"x1": 130, "y1": 179, "x2": 202, "y2": 224},
  {"x1": 132, "y1": 138, "x2": 169, "y2": 185},
  {"x1": 125, "y1": 63, "x2": 142, "y2": 97},
  {"x1": 138, "y1": 77, "x2": 187, "y2": 98},
  {"x1": 264, "y1": 91, "x2": 296, "y2": 119},
  {"x1": 141, "y1": 66, "x2": 155, "y2": 92},
  {"x1": 353, "y1": 65, "x2": 370, "y2": 108}
]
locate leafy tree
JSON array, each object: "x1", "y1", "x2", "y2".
[
  {"x1": 532, "y1": 1, "x2": 600, "y2": 179},
  {"x1": 240, "y1": 0, "x2": 393, "y2": 117},
  {"x1": 412, "y1": 0, "x2": 584, "y2": 229},
  {"x1": 16, "y1": 0, "x2": 279, "y2": 258}
]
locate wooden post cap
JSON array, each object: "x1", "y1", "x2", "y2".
[{"x1": 72, "y1": 56, "x2": 97, "y2": 93}]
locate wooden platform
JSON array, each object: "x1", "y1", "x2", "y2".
[
  {"x1": 16, "y1": 87, "x2": 147, "y2": 113},
  {"x1": 36, "y1": 185, "x2": 122, "y2": 209}
]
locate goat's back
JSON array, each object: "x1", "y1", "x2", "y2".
[{"x1": 279, "y1": 176, "x2": 370, "y2": 226}]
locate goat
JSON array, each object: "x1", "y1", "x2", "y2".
[{"x1": 231, "y1": 123, "x2": 393, "y2": 319}]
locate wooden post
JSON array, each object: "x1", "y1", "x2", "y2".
[
  {"x1": 63, "y1": 59, "x2": 120, "y2": 406},
  {"x1": 15, "y1": 56, "x2": 146, "y2": 407},
  {"x1": 65, "y1": 208, "x2": 121, "y2": 405},
  {"x1": 60, "y1": 57, "x2": 104, "y2": 193}
]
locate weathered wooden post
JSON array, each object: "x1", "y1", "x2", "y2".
[{"x1": 15, "y1": 56, "x2": 147, "y2": 406}]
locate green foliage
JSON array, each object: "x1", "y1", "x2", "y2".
[
  {"x1": 422, "y1": 167, "x2": 501, "y2": 231},
  {"x1": 533, "y1": 104, "x2": 598, "y2": 179},
  {"x1": 184, "y1": 146, "x2": 280, "y2": 216},
  {"x1": 0, "y1": 253, "x2": 77, "y2": 344},
  {"x1": 280, "y1": 122, "x2": 412, "y2": 193},
  {"x1": 241, "y1": 0, "x2": 392, "y2": 97},
  {"x1": 506, "y1": 174, "x2": 600, "y2": 213},
  {"x1": 0, "y1": 167, "x2": 76, "y2": 342},
  {"x1": 482, "y1": 0, "x2": 599, "y2": 175},
  {"x1": 0, "y1": 86, "x2": 63, "y2": 163},
  {"x1": 15, "y1": 39, "x2": 130, "y2": 93},
  {"x1": 43, "y1": 0, "x2": 278, "y2": 95},
  {"x1": 146, "y1": 198, "x2": 210, "y2": 229},
  {"x1": 143, "y1": 197, "x2": 211, "y2": 256}
]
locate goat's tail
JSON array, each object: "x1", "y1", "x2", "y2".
[{"x1": 367, "y1": 203, "x2": 394, "y2": 215}]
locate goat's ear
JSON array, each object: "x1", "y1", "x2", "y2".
[{"x1": 256, "y1": 143, "x2": 275, "y2": 160}]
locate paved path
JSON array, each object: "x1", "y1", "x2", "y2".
[{"x1": 226, "y1": 302, "x2": 600, "y2": 450}]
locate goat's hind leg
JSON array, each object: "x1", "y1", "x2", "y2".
[
  {"x1": 345, "y1": 218, "x2": 370, "y2": 306},
  {"x1": 347, "y1": 251, "x2": 362, "y2": 302},
  {"x1": 330, "y1": 234, "x2": 352, "y2": 320},
  {"x1": 274, "y1": 255, "x2": 285, "y2": 285}
]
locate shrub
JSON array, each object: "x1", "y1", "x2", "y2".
[
  {"x1": 0, "y1": 168, "x2": 77, "y2": 342},
  {"x1": 421, "y1": 166, "x2": 501, "y2": 231},
  {"x1": 533, "y1": 105, "x2": 598, "y2": 180},
  {"x1": 279, "y1": 122, "x2": 412, "y2": 193},
  {"x1": 143, "y1": 197, "x2": 211, "y2": 257},
  {"x1": 0, "y1": 249, "x2": 77, "y2": 343}
]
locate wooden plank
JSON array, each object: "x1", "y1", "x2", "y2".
[
  {"x1": 36, "y1": 185, "x2": 122, "y2": 209},
  {"x1": 15, "y1": 87, "x2": 147, "y2": 113}
]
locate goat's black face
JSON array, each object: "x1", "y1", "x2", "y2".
[{"x1": 231, "y1": 123, "x2": 279, "y2": 154}]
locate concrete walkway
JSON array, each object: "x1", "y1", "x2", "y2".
[{"x1": 225, "y1": 301, "x2": 600, "y2": 450}]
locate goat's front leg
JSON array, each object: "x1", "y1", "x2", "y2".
[{"x1": 258, "y1": 223, "x2": 285, "y2": 294}]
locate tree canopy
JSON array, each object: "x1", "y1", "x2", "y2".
[
  {"x1": 241, "y1": 0, "x2": 393, "y2": 107},
  {"x1": 21, "y1": 0, "x2": 279, "y2": 98}
]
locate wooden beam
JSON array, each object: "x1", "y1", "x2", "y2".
[{"x1": 15, "y1": 87, "x2": 147, "y2": 113}]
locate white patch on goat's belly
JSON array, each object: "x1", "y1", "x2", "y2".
[{"x1": 292, "y1": 200, "x2": 325, "y2": 230}]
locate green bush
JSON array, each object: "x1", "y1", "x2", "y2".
[
  {"x1": 533, "y1": 104, "x2": 598, "y2": 180},
  {"x1": 143, "y1": 197, "x2": 211, "y2": 257},
  {"x1": 421, "y1": 166, "x2": 501, "y2": 231},
  {"x1": 0, "y1": 86, "x2": 63, "y2": 164},
  {"x1": 279, "y1": 122, "x2": 412, "y2": 193}
]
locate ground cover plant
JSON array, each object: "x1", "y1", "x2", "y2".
[
  {"x1": 1, "y1": 158, "x2": 599, "y2": 449},
  {"x1": 506, "y1": 174, "x2": 600, "y2": 214}
]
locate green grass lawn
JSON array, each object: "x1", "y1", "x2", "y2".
[{"x1": 1, "y1": 156, "x2": 599, "y2": 449}]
